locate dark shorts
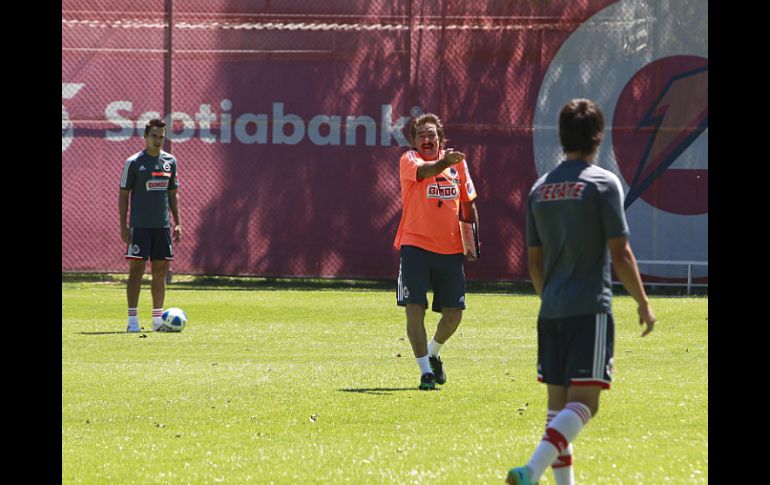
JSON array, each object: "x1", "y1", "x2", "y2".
[
  {"x1": 396, "y1": 245, "x2": 466, "y2": 313},
  {"x1": 537, "y1": 313, "x2": 615, "y2": 389},
  {"x1": 124, "y1": 227, "x2": 174, "y2": 261}
]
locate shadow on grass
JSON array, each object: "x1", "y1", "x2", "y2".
[
  {"x1": 61, "y1": 272, "x2": 396, "y2": 292},
  {"x1": 338, "y1": 387, "x2": 438, "y2": 395},
  {"x1": 62, "y1": 272, "x2": 705, "y2": 296},
  {"x1": 78, "y1": 331, "x2": 148, "y2": 335}
]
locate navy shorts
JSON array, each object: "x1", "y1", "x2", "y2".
[
  {"x1": 537, "y1": 313, "x2": 615, "y2": 389},
  {"x1": 396, "y1": 245, "x2": 466, "y2": 313},
  {"x1": 125, "y1": 227, "x2": 174, "y2": 261}
]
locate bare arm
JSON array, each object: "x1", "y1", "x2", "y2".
[
  {"x1": 168, "y1": 189, "x2": 181, "y2": 243},
  {"x1": 608, "y1": 236, "x2": 656, "y2": 336},
  {"x1": 527, "y1": 246, "x2": 544, "y2": 297},
  {"x1": 416, "y1": 149, "x2": 465, "y2": 180},
  {"x1": 460, "y1": 200, "x2": 479, "y2": 261},
  {"x1": 460, "y1": 201, "x2": 478, "y2": 225},
  {"x1": 119, "y1": 189, "x2": 131, "y2": 244}
]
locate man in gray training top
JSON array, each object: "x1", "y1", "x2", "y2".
[
  {"x1": 119, "y1": 118, "x2": 182, "y2": 333},
  {"x1": 506, "y1": 98, "x2": 656, "y2": 485}
]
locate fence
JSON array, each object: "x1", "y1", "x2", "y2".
[
  {"x1": 62, "y1": 0, "x2": 708, "y2": 284},
  {"x1": 634, "y1": 260, "x2": 708, "y2": 294}
]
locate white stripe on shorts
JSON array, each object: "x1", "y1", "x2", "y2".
[
  {"x1": 397, "y1": 258, "x2": 404, "y2": 302},
  {"x1": 593, "y1": 314, "x2": 607, "y2": 380}
]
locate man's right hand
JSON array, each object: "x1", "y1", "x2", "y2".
[
  {"x1": 444, "y1": 148, "x2": 466, "y2": 165},
  {"x1": 638, "y1": 301, "x2": 656, "y2": 337},
  {"x1": 121, "y1": 226, "x2": 131, "y2": 245}
]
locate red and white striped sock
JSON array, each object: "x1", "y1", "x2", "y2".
[
  {"x1": 128, "y1": 307, "x2": 138, "y2": 325},
  {"x1": 152, "y1": 308, "x2": 163, "y2": 325},
  {"x1": 526, "y1": 402, "x2": 592, "y2": 482},
  {"x1": 547, "y1": 410, "x2": 575, "y2": 485}
]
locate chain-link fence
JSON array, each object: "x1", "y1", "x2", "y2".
[{"x1": 62, "y1": 0, "x2": 707, "y2": 284}]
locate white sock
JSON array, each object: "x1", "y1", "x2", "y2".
[
  {"x1": 416, "y1": 355, "x2": 432, "y2": 375},
  {"x1": 128, "y1": 308, "x2": 139, "y2": 325},
  {"x1": 547, "y1": 410, "x2": 575, "y2": 485},
  {"x1": 152, "y1": 308, "x2": 164, "y2": 325},
  {"x1": 527, "y1": 402, "x2": 591, "y2": 481},
  {"x1": 427, "y1": 338, "x2": 443, "y2": 357},
  {"x1": 552, "y1": 446, "x2": 574, "y2": 485}
]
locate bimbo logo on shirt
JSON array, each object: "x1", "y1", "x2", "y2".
[
  {"x1": 146, "y1": 179, "x2": 170, "y2": 191},
  {"x1": 426, "y1": 184, "x2": 459, "y2": 200}
]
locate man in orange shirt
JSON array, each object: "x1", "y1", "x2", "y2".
[{"x1": 393, "y1": 113, "x2": 480, "y2": 390}]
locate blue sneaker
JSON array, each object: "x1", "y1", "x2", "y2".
[
  {"x1": 506, "y1": 466, "x2": 535, "y2": 485},
  {"x1": 126, "y1": 322, "x2": 140, "y2": 333}
]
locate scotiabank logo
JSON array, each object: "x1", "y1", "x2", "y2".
[
  {"x1": 62, "y1": 84, "x2": 414, "y2": 151},
  {"x1": 62, "y1": 83, "x2": 85, "y2": 152}
]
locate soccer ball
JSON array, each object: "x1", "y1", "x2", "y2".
[{"x1": 159, "y1": 307, "x2": 187, "y2": 332}]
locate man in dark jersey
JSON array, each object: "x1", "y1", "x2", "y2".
[
  {"x1": 506, "y1": 99, "x2": 656, "y2": 485},
  {"x1": 119, "y1": 118, "x2": 181, "y2": 333}
]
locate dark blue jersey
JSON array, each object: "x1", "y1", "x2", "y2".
[
  {"x1": 119, "y1": 150, "x2": 178, "y2": 228},
  {"x1": 527, "y1": 160, "x2": 629, "y2": 318}
]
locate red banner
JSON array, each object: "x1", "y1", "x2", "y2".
[{"x1": 63, "y1": 0, "x2": 707, "y2": 283}]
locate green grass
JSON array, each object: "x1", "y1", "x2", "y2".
[{"x1": 62, "y1": 282, "x2": 707, "y2": 484}]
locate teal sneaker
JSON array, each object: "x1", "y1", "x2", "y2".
[
  {"x1": 419, "y1": 372, "x2": 436, "y2": 390},
  {"x1": 506, "y1": 466, "x2": 535, "y2": 485}
]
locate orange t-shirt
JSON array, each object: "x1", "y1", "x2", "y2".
[{"x1": 393, "y1": 149, "x2": 478, "y2": 254}]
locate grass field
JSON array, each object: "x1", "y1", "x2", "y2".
[{"x1": 62, "y1": 280, "x2": 707, "y2": 484}]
